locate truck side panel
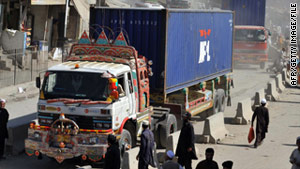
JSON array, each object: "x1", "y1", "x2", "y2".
[
  {"x1": 165, "y1": 10, "x2": 233, "y2": 94},
  {"x1": 222, "y1": 0, "x2": 266, "y2": 26}
]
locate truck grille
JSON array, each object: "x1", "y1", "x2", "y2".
[
  {"x1": 38, "y1": 113, "x2": 94, "y2": 129},
  {"x1": 53, "y1": 114, "x2": 94, "y2": 129}
]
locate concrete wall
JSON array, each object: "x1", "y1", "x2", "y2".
[
  {"x1": 66, "y1": 7, "x2": 80, "y2": 40},
  {"x1": 30, "y1": 5, "x2": 48, "y2": 41}
]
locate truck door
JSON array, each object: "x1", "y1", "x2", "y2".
[
  {"x1": 115, "y1": 75, "x2": 130, "y2": 117},
  {"x1": 125, "y1": 72, "x2": 135, "y2": 115}
]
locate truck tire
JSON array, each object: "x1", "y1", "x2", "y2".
[
  {"x1": 260, "y1": 62, "x2": 265, "y2": 69},
  {"x1": 124, "y1": 122, "x2": 136, "y2": 147},
  {"x1": 119, "y1": 129, "x2": 132, "y2": 157},
  {"x1": 217, "y1": 89, "x2": 226, "y2": 112},
  {"x1": 159, "y1": 114, "x2": 177, "y2": 148}
]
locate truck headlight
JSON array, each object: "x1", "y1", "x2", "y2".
[
  {"x1": 89, "y1": 137, "x2": 98, "y2": 144},
  {"x1": 95, "y1": 123, "x2": 103, "y2": 128},
  {"x1": 103, "y1": 123, "x2": 111, "y2": 129},
  {"x1": 34, "y1": 132, "x2": 41, "y2": 139},
  {"x1": 39, "y1": 118, "x2": 53, "y2": 125},
  {"x1": 101, "y1": 109, "x2": 110, "y2": 115}
]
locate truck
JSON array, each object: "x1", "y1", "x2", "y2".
[
  {"x1": 25, "y1": 8, "x2": 233, "y2": 164},
  {"x1": 222, "y1": 0, "x2": 270, "y2": 69},
  {"x1": 166, "y1": 0, "x2": 191, "y2": 8}
]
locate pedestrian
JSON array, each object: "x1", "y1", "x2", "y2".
[
  {"x1": 104, "y1": 134, "x2": 120, "y2": 169},
  {"x1": 222, "y1": 160, "x2": 233, "y2": 169},
  {"x1": 160, "y1": 150, "x2": 183, "y2": 169},
  {"x1": 136, "y1": 120, "x2": 155, "y2": 169},
  {"x1": 175, "y1": 112, "x2": 197, "y2": 169},
  {"x1": 195, "y1": 148, "x2": 219, "y2": 169},
  {"x1": 251, "y1": 98, "x2": 269, "y2": 148},
  {"x1": 0, "y1": 99, "x2": 9, "y2": 160},
  {"x1": 290, "y1": 136, "x2": 300, "y2": 169}
]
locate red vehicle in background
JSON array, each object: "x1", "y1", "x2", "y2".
[{"x1": 233, "y1": 25, "x2": 270, "y2": 69}]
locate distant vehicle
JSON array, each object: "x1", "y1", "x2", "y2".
[
  {"x1": 233, "y1": 25, "x2": 270, "y2": 69},
  {"x1": 135, "y1": 2, "x2": 164, "y2": 8},
  {"x1": 166, "y1": 0, "x2": 190, "y2": 8},
  {"x1": 222, "y1": 0, "x2": 269, "y2": 69}
]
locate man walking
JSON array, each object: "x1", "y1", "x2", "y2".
[
  {"x1": 136, "y1": 120, "x2": 155, "y2": 169},
  {"x1": 175, "y1": 112, "x2": 197, "y2": 169},
  {"x1": 251, "y1": 98, "x2": 269, "y2": 148},
  {"x1": 104, "y1": 134, "x2": 120, "y2": 169},
  {"x1": 160, "y1": 150, "x2": 183, "y2": 169},
  {"x1": 290, "y1": 136, "x2": 300, "y2": 169},
  {"x1": 0, "y1": 99, "x2": 9, "y2": 160},
  {"x1": 195, "y1": 148, "x2": 219, "y2": 169}
]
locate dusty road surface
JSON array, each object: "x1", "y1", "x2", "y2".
[{"x1": 191, "y1": 86, "x2": 300, "y2": 169}]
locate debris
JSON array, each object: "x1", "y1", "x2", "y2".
[{"x1": 18, "y1": 87, "x2": 26, "y2": 93}]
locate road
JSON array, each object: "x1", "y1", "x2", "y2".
[
  {"x1": 0, "y1": 61, "x2": 298, "y2": 169},
  {"x1": 192, "y1": 86, "x2": 300, "y2": 169}
]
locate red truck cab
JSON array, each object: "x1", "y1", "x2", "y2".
[{"x1": 233, "y1": 25, "x2": 269, "y2": 69}]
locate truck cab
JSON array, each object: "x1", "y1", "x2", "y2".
[
  {"x1": 233, "y1": 25, "x2": 270, "y2": 69},
  {"x1": 25, "y1": 30, "x2": 160, "y2": 164}
]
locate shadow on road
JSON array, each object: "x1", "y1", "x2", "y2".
[
  {"x1": 217, "y1": 143, "x2": 252, "y2": 148},
  {"x1": 7, "y1": 112, "x2": 37, "y2": 128},
  {"x1": 274, "y1": 100, "x2": 300, "y2": 104},
  {"x1": 282, "y1": 144, "x2": 296, "y2": 147},
  {"x1": 224, "y1": 117, "x2": 234, "y2": 124},
  {"x1": 289, "y1": 93, "x2": 300, "y2": 95},
  {"x1": 233, "y1": 66, "x2": 258, "y2": 70},
  {"x1": 289, "y1": 126, "x2": 300, "y2": 128}
]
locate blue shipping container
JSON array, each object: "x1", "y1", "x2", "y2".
[
  {"x1": 222, "y1": 0, "x2": 266, "y2": 26},
  {"x1": 90, "y1": 8, "x2": 233, "y2": 94},
  {"x1": 165, "y1": 10, "x2": 233, "y2": 93}
]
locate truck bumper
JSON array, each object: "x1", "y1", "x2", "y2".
[
  {"x1": 233, "y1": 53, "x2": 268, "y2": 64},
  {"x1": 25, "y1": 129, "x2": 108, "y2": 163}
]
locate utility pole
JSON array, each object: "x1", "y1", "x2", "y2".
[
  {"x1": 62, "y1": 0, "x2": 70, "y2": 61},
  {"x1": 64, "y1": 0, "x2": 70, "y2": 38},
  {"x1": 19, "y1": 0, "x2": 22, "y2": 30}
]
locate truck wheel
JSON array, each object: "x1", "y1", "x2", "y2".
[
  {"x1": 217, "y1": 89, "x2": 226, "y2": 112},
  {"x1": 159, "y1": 114, "x2": 177, "y2": 148},
  {"x1": 119, "y1": 129, "x2": 132, "y2": 157},
  {"x1": 260, "y1": 62, "x2": 265, "y2": 69}
]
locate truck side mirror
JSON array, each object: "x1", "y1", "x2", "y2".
[{"x1": 36, "y1": 77, "x2": 41, "y2": 88}]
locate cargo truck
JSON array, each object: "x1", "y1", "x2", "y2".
[
  {"x1": 25, "y1": 8, "x2": 233, "y2": 164},
  {"x1": 222, "y1": 0, "x2": 270, "y2": 69}
]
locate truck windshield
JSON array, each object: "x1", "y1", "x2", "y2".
[
  {"x1": 42, "y1": 71, "x2": 109, "y2": 100},
  {"x1": 235, "y1": 29, "x2": 266, "y2": 42}
]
